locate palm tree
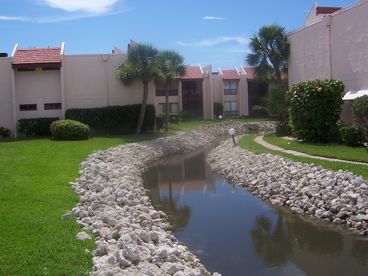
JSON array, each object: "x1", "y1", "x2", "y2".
[
  {"x1": 117, "y1": 43, "x2": 160, "y2": 134},
  {"x1": 246, "y1": 24, "x2": 289, "y2": 83},
  {"x1": 156, "y1": 50, "x2": 186, "y2": 132}
]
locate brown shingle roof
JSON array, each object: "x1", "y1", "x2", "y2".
[
  {"x1": 12, "y1": 47, "x2": 61, "y2": 67},
  {"x1": 181, "y1": 66, "x2": 203, "y2": 79},
  {"x1": 221, "y1": 69, "x2": 240, "y2": 80}
]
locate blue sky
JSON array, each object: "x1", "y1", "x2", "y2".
[{"x1": 0, "y1": 0, "x2": 357, "y2": 69}]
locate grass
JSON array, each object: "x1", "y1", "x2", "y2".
[
  {"x1": 238, "y1": 134, "x2": 368, "y2": 180},
  {"x1": 0, "y1": 134, "x2": 160, "y2": 275},
  {"x1": 264, "y1": 134, "x2": 368, "y2": 163},
  {"x1": 168, "y1": 117, "x2": 272, "y2": 133},
  {"x1": 0, "y1": 118, "x2": 271, "y2": 274}
]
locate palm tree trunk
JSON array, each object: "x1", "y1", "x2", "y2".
[
  {"x1": 165, "y1": 83, "x2": 169, "y2": 132},
  {"x1": 136, "y1": 81, "x2": 149, "y2": 134}
]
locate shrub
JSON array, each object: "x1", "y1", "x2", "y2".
[
  {"x1": 65, "y1": 105, "x2": 155, "y2": 135},
  {"x1": 266, "y1": 82, "x2": 288, "y2": 119},
  {"x1": 275, "y1": 121, "x2": 291, "y2": 137},
  {"x1": 339, "y1": 125, "x2": 365, "y2": 147},
  {"x1": 352, "y1": 95, "x2": 368, "y2": 137},
  {"x1": 50, "y1": 120, "x2": 90, "y2": 140},
  {"x1": 17, "y1": 117, "x2": 59, "y2": 137},
  {"x1": 178, "y1": 111, "x2": 190, "y2": 122},
  {"x1": 288, "y1": 79, "x2": 344, "y2": 143},
  {"x1": 250, "y1": 105, "x2": 269, "y2": 117},
  {"x1": 155, "y1": 116, "x2": 164, "y2": 130},
  {"x1": 213, "y1": 102, "x2": 223, "y2": 118},
  {"x1": 0, "y1": 127, "x2": 11, "y2": 138}
]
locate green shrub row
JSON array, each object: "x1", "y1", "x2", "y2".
[
  {"x1": 339, "y1": 125, "x2": 365, "y2": 147},
  {"x1": 50, "y1": 120, "x2": 90, "y2": 140},
  {"x1": 288, "y1": 79, "x2": 344, "y2": 143},
  {"x1": 17, "y1": 117, "x2": 59, "y2": 137},
  {"x1": 0, "y1": 127, "x2": 11, "y2": 138},
  {"x1": 352, "y1": 95, "x2": 368, "y2": 137},
  {"x1": 65, "y1": 105, "x2": 156, "y2": 134}
]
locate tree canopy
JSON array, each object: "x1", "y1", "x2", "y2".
[{"x1": 246, "y1": 24, "x2": 289, "y2": 82}]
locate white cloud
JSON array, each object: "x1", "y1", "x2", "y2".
[
  {"x1": 40, "y1": 0, "x2": 119, "y2": 13},
  {"x1": 0, "y1": 16, "x2": 29, "y2": 21},
  {"x1": 177, "y1": 36, "x2": 248, "y2": 47},
  {"x1": 202, "y1": 16, "x2": 224, "y2": 20}
]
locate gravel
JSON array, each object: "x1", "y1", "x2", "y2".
[
  {"x1": 207, "y1": 137, "x2": 368, "y2": 237},
  {"x1": 70, "y1": 121, "x2": 276, "y2": 276}
]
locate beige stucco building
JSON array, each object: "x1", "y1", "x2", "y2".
[
  {"x1": 288, "y1": 0, "x2": 368, "y2": 122},
  {"x1": 0, "y1": 42, "x2": 251, "y2": 137}
]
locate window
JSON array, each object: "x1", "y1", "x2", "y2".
[
  {"x1": 44, "y1": 103, "x2": 62, "y2": 110},
  {"x1": 157, "y1": 103, "x2": 179, "y2": 114},
  {"x1": 155, "y1": 81, "x2": 178, "y2": 96},
  {"x1": 224, "y1": 80, "x2": 238, "y2": 95},
  {"x1": 224, "y1": 101, "x2": 238, "y2": 117},
  {"x1": 19, "y1": 104, "x2": 37, "y2": 111}
]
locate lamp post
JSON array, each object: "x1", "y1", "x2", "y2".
[
  {"x1": 228, "y1": 128, "x2": 236, "y2": 145},
  {"x1": 218, "y1": 115, "x2": 223, "y2": 120}
]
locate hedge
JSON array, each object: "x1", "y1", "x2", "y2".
[
  {"x1": 65, "y1": 105, "x2": 156, "y2": 134},
  {"x1": 339, "y1": 125, "x2": 365, "y2": 147},
  {"x1": 352, "y1": 95, "x2": 368, "y2": 137},
  {"x1": 50, "y1": 120, "x2": 90, "y2": 140},
  {"x1": 17, "y1": 117, "x2": 59, "y2": 137},
  {"x1": 288, "y1": 79, "x2": 344, "y2": 143}
]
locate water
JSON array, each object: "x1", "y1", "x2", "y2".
[{"x1": 143, "y1": 148, "x2": 368, "y2": 276}]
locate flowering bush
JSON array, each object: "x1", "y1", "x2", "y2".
[{"x1": 287, "y1": 80, "x2": 344, "y2": 143}]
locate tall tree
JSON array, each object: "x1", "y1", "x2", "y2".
[
  {"x1": 246, "y1": 24, "x2": 289, "y2": 83},
  {"x1": 117, "y1": 43, "x2": 160, "y2": 134},
  {"x1": 156, "y1": 50, "x2": 186, "y2": 132}
]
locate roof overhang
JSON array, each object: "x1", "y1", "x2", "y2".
[
  {"x1": 343, "y1": 90, "x2": 368, "y2": 100},
  {"x1": 12, "y1": 62, "x2": 61, "y2": 69}
]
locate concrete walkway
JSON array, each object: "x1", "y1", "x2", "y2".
[{"x1": 255, "y1": 136, "x2": 368, "y2": 166}]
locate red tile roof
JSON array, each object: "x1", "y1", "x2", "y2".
[
  {"x1": 221, "y1": 69, "x2": 240, "y2": 80},
  {"x1": 316, "y1": 7, "x2": 341, "y2": 15},
  {"x1": 181, "y1": 66, "x2": 203, "y2": 79},
  {"x1": 244, "y1": 67, "x2": 255, "y2": 79},
  {"x1": 12, "y1": 47, "x2": 61, "y2": 67}
]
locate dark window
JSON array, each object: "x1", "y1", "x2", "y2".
[
  {"x1": 224, "y1": 101, "x2": 238, "y2": 117},
  {"x1": 224, "y1": 80, "x2": 238, "y2": 95},
  {"x1": 19, "y1": 104, "x2": 37, "y2": 111},
  {"x1": 17, "y1": 68, "x2": 36, "y2": 72},
  {"x1": 156, "y1": 81, "x2": 179, "y2": 96},
  {"x1": 157, "y1": 103, "x2": 179, "y2": 114},
  {"x1": 44, "y1": 103, "x2": 62, "y2": 110}
]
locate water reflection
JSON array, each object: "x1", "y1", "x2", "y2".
[{"x1": 143, "y1": 149, "x2": 368, "y2": 276}]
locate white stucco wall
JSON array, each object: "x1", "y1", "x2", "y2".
[
  {"x1": 0, "y1": 58, "x2": 13, "y2": 131},
  {"x1": 288, "y1": 0, "x2": 368, "y2": 91},
  {"x1": 288, "y1": 16, "x2": 331, "y2": 86},
  {"x1": 63, "y1": 54, "x2": 156, "y2": 110},
  {"x1": 15, "y1": 68, "x2": 62, "y2": 120},
  {"x1": 330, "y1": 1, "x2": 368, "y2": 91}
]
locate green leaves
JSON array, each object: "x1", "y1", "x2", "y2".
[
  {"x1": 246, "y1": 24, "x2": 289, "y2": 81},
  {"x1": 288, "y1": 79, "x2": 344, "y2": 143}
]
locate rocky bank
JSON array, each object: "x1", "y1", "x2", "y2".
[
  {"x1": 207, "y1": 138, "x2": 368, "y2": 237},
  {"x1": 70, "y1": 121, "x2": 275, "y2": 276}
]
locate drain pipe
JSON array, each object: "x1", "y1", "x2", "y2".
[{"x1": 327, "y1": 15, "x2": 333, "y2": 79}]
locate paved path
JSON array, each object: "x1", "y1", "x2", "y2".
[{"x1": 254, "y1": 135, "x2": 368, "y2": 166}]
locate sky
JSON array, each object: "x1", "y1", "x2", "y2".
[{"x1": 0, "y1": 0, "x2": 358, "y2": 69}]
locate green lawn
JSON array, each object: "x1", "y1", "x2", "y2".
[
  {"x1": 0, "y1": 118, "x2": 271, "y2": 275},
  {"x1": 0, "y1": 134, "x2": 160, "y2": 275},
  {"x1": 238, "y1": 135, "x2": 368, "y2": 179},
  {"x1": 168, "y1": 117, "x2": 272, "y2": 133},
  {"x1": 264, "y1": 134, "x2": 368, "y2": 163}
]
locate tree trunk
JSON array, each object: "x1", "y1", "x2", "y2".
[
  {"x1": 165, "y1": 83, "x2": 169, "y2": 132},
  {"x1": 136, "y1": 81, "x2": 149, "y2": 134}
]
